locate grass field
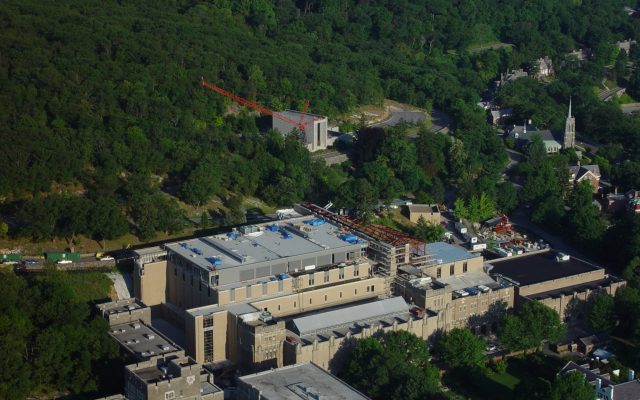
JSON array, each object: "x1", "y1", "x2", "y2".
[{"x1": 445, "y1": 354, "x2": 563, "y2": 400}]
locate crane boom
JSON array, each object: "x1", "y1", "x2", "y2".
[{"x1": 200, "y1": 79, "x2": 317, "y2": 131}]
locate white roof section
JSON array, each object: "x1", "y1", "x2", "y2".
[
  {"x1": 239, "y1": 362, "x2": 370, "y2": 400},
  {"x1": 165, "y1": 218, "x2": 364, "y2": 272},
  {"x1": 291, "y1": 297, "x2": 409, "y2": 337},
  {"x1": 276, "y1": 109, "x2": 327, "y2": 124}
]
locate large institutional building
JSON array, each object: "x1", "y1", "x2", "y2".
[{"x1": 100, "y1": 203, "x2": 625, "y2": 398}]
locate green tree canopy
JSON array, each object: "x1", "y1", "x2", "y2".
[
  {"x1": 342, "y1": 331, "x2": 440, "y2": 400},
  {"x1": 499, "y1": 301, "x2": 565, "y2": 351},
  {"x1": 414, "y1": 216, "x2": 445, "y2": 243},
  {"x1": 588, "y1": 293, "x2": 616, "y2": 334},
  {"x1": 435, "y1": 327, "x2": 486, "y2": 369},
  {"x1": 551, "y1": 371, "x2": 595, "y2": 400}
]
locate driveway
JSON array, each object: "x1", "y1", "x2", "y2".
[{"x1": 371, "y1": 110, "x2": 427, "y2": 128}]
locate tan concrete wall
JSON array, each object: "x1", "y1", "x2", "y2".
[
  {"x1": 185, "y1": 310, "x2": 228, "y2": 364},
  {"x1": 529, "y1": 280, "x2": 625, "y2": 323},
  {"x1": 284, "y1": 316, "x2": 433, "y2": 374},
  {"x1": 239, "y1": 320, "x2": 286, "y2": 372},
  {"x1": 450, "y1": 287, "x2": 513, "y2": 329},
  {"x1": 423, "y1": 255, "x2": 483, "y2": 279},
  {"x1": 251, "y1": 276, "x2": 388, "y2": 317},
  {"x1": 518, "y1": 269, "x2": 605, "y2": 297},
  {"x1": 135, "y1": 260, "x2": 167, "y2": 306},
  {"x1": 409, "y1": 211, "x2": 440, "y2": 225}
]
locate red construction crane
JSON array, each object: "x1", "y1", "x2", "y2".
[{"x1": 200, "y1": 78, "x2": 319, "y2": 131}]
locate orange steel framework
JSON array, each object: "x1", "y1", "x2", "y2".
[{"x1": 200, "y1": 78, "x2": 320, "y2": 131}]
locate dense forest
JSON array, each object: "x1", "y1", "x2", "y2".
[
  {"x1": 1, "y1": 0, "x2": 640, "y2": 245},
  {"x1": 0, "y1": 269, "x2": 125, "y2": 399}
]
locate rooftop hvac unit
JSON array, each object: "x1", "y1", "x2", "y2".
[
  {"x1": 556, "y1": 253, "x2": 570, "y2": 262},
  {"x1": 144, "y1": 333, "x2": 155, "y2": 340},
  {"x1": 132, "y1": 323, "x2": 141, "y2": 329},
  {"x1": 259, "y1": 311, "x2": 273, "y2": 323}
]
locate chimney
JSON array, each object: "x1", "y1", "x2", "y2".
[
  {"x1": 629, "y1": 369, "x2": 635, "y2": 381},
  {"x1": 523, "y1": 121, "x2": 526, "y2": 134},
  {"x1": 577, "y1": 160, "x2": 581, "y2": 168},
  {"x1": 596, "y1": 378, "x2": 602, "y2": 392},
  {"x1": 528, "y1": 119, "x2": 532, "y2": 125}
]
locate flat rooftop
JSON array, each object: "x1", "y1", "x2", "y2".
[
  {"x1": 109, "y1": 321, "x2": 180, "y2": 360},
  {"x1": 165, "y1": 218, "x2": 363, "y2": 272},
  {"x1": 277, "y1": 109, "x2": 327, "y2": 124},
  {"x1": 97, "y1": 298, "x2": 147, "y2": 316},
  {"x1": 427, "y1": 242, "x2": 479, "y2": 265},
  {"x1": 435, "y1": 271, "x2": 502, "y2": 292},
  {"x1": 408, "y1": 204, "x2": 439, "y2": 213},
  {"x1": 489, "y1": 251, "x2": 600, "y2": 286},
  {"x1": 291, "y1": 297, "x2": 409, "y2": 337},
  {"x1": 132, "y1": 356, "x2": 199, "y2": 384},
  {"x1": 287, "y1": 297, "x2": 413, "y2": 343},
  {"x1": 133, "y1": 246, "x2": 166, "y2": 257},
  {"x1": 239, "y1": 362, "x2": 370, "y2": 400}
]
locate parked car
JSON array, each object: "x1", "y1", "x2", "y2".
[
  {"x1": 57, "y1": 259, "x2": 73, "y2": 265},
  {"x1": 23, "y1": 259, "x2": 39, "y2": 265},
  {"x1": 99, "y1": 256, "x2": 115, "y2": 261}
]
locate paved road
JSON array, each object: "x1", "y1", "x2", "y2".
[
  {"x1": 468, "y1": 42, "x2": 514, "y2": 53},
  {"x1": 371, "y1": 110, "x2": 427, "y2": 128},
  {"x1": 621, "y1": 103, "x2": 640, "y2": 114},
  {"x1": 506, "y1": 149, "x2": 523, "y2": 170},
  {"x1": 429, "y1": 109, "x2": 450, "y2": 133}
]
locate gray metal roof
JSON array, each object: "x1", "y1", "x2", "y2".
[
  {"x1": 426, "y1": 242, "x2": 478, "y2": 264},
  {"x1": 165, "y1": 217, "x2": 363, "y2": 272},
  {"x1": 291, "y1": 297, "x2": 409, "y2": 337},
  {"x1": 239, "y1": 362, "x2": 370, "y2": 400}
]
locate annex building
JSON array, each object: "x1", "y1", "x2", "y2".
[
  {"x1": 272, "y1": 110, "x2": 328, "y2": 152},
  {"x1": 489, "y1": 251, "x2": 625, "y2": 324}
]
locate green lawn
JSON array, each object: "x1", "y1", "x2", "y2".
[{"x1": 445, "y1": 355, "x2": 563, "y2": 400}]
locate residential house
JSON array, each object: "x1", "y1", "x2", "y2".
[
  {"x1": 534, "y1": 56, "x2": 554, "y2": 79},
  {"x1": 490, "y1": 108, "x2": 513, "y2": 126},
  {"x1": 495, "y1": 69, "x2": 529, "y2": 88},
  {"x1": 628, "y1": 190, "x2": 640, "y2": 214},
  {"x1": 569, "y1": 162, "x2": 601, "y2": 193},
  {"x1": 566, "y1": 48, "x2": 593, "y2": 61},
  {"x1": 560, "y1": 361, "x2": 640, "y2": 400},
  {"x1": 616, "y1": 39, "x2": 637, "y2": 55},
  {"x1": 507, "y1": 122, "x2": 562, "y2": 154}
]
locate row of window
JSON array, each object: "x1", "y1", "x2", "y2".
[
  {"x1": 308, "y1": 267, "x2": 361, "y2": 286},
  {"x1": 435, "y1": 262, "x2": 468, "y2": 278}
]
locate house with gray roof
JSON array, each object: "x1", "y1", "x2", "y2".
[
  {"x1": 507, "y1": 122, "x2": 562, "y2": 153},
  {"x1": 569, "y1": 163, "x2": 602, "y2": 193},
  {"x1": 560, "y1": 361, "x2": 640, "y2": 400}
]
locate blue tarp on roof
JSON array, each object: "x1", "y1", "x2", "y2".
[
  {"x1": 340, "y1": 234, "x2": 359, "y2": 244},
  {"x1": 305, "y1": 218, "x2": 326, "y2": 226},
  {"x1": 206, "y1": 257, "x2": 222, "y2": 266},
  {"x1": 227, "y1": 232, "x2": 239, "y2": 239}
]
